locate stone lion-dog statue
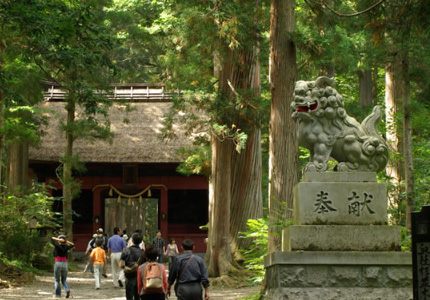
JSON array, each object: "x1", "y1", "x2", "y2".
[{"x1": 291, "y1": 76, "x2": 388, "y2": 173}]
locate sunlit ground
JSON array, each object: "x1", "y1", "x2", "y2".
[{"x1": 0, "y1": 263, "x2": 258, "y2": 299}]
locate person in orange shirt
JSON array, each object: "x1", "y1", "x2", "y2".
[{"x1": 89, "y1": 238, "x2": 107, "y2": 290}]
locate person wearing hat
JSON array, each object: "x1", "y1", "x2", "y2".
[{"x1": 51, "y1": 234, "x2": 74, "y2": 298}]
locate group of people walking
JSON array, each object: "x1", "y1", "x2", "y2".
[{"x1": 51, "y1": 228, "x2": 210, "y2": 300}]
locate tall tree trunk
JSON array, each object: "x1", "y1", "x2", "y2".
[
  {"x1": 268, "y1": 0, "x2": 298, "y2": 253},
  {"x1": 6, "y1": 141, "x2": 23, "y2": 194},
  {"x1": 207, "y1": 9, "x2": 263, "y2": 269},
  {"x1": 230, "y1": 43, "x2": 263, "y2": 255},
  {"x1": 62, "y1": 98, "x2": 75, "y2": 240},
  {"x1": 6, "y1": 140, "x2": 29, "y2": 195},
  {"x1": 207, "y1": 136, "x2": 233, "y2": 277},
  {"x1": 231, "y1": 129, "x2": 263, "y2": 254},
  {"x1": 0, "y1": 45, "x2": 4, "y2": 196},
  {"x1": 206, "y1": 46, "x2": 236, "y2": 277},
  {"x1": 359, "y1": 69, "x2": 373, "y2": 107},
  {"x1": 385, "y1": 49, "x2": 405, "y2": 225},
  {"x1": 372, "y1": 66, "x2": 379, "y2": 106},
  {"x1": 402, "y1": 54, "x2": 414, "y2": 230}
]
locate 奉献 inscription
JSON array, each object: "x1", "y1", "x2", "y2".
[
  {"x1": 294, "y1": 180, "x2": 387, "y2": 225},
  {"x1": 314, "y1": 191, "x2": 337, "y2": 214},
  {"x1": 348, "y1": 191, "x2": 375, "y2": 217}
]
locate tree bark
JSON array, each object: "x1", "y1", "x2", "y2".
[
  {"x1": 359, "y1": 69, "x2": 373, "y2": 107},
  {"x1": 402, "y1": 54, "x2": 414, "y2": 230},
  {"x1": 385, "y1": 47, "x2": 406, "y2": 225},
  {"x1": 0, "y1": 45, "x2": 4, "y2": 196},
  {"x1": 206, "y1": 9, "x2": 263, "y2": 271},
  {"x1": 6, "y1": 141, "x2": 23, "y2": 194},
  {"x1": 230, "y1": 43, "x2": 263, "y2": 255},
  {"x1": 231, "y1": 128, "x2": 263, "y2": 253},
  {"x1": 268, "y1": 0, "x2": 299, "y2": 253},
  {"x1": 372, "y1": 66, "x2": 378, "y2": 106},
  {"x1": 207, "y1": 135, "x2": 233, "y2": 277},
  {"x1": 6, "y1": 140, "x2": 29, "y2": 195},
  {"x1": 62, "y1": 98, "x2": 76, "y2": 240}
]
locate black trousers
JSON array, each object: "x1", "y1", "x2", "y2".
[
  {"x1": 140, "y1": 293, "x2": 165, "y2": 300},
  {"x1": 176, "y1": 282, "x2": 203, "y2": 300},
  {"x1": 125, "y1": 275, "x2": 139, "y2": 300}
]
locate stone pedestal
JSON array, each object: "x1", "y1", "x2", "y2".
[
  {"x1": 265, "y1": 251, "x2": 412, "y2": 300},
  {"x1": 264, "y1": 172, "x2": 413, "y2": 300}
]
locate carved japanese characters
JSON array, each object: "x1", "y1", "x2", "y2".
[{"x1": 291, "y1": 76, "x2": 388, "y2": 172}]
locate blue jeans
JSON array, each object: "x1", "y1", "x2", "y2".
[
  {"x1": 157, "y1": 253, "x2": 163, "y2": 263},
  {"x1": 54, "y1": 261, "x2": 70, "y2": 297}
]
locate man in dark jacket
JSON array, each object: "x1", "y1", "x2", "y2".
[
  {"x1": 167, "y1": 239, "x2": 210, "y2": 300},
  {"x1": 120, "y1": 233, "x2": 145, "y2": 300}
]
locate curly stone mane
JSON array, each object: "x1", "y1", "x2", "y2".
[{"x1": 291, "y1": 76, "x2": 388, "y2": 173}]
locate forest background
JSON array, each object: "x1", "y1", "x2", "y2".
[{"x1": 0, "y1": 0, "x2": 429, "y2": 288}]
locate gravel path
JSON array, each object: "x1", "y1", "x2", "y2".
[{"x1": 0, "y1": 262, "x2": 259, "y2": 300}]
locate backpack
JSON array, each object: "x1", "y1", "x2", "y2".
[
  {"x1": 90, "y1": 236, "x2": 107, "y2": 250},
  {"x1": 140, "y1": 262, "x2": 164, "y2": 295}
]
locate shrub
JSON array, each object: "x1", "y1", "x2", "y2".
[
  {"x1": 0, "y1": 185, "x2": 60, "y2": 265},
  {"x1": 239, "y1": 218, "x2": 268, "y2": 284}
]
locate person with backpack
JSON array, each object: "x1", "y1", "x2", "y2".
[
  {"x1": 84, "y1": 233, "x2": 98, "y2": 273},
  {"x1": 167, "y1": 239, "x2": 210, "y2": 300},
  {"x1": 120, "y1": 232, "x2": 145, "y2": 300},
  {"x1": 137, "y1": 245, "x2": 168, "y2": 300},
  {"x1": 90, "y1": 228, "x2": 108, "y2": 252},
  {"x1": 51, "y1": 234, "x2": 74, "y2": 298}
]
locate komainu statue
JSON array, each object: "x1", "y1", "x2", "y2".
[{"x1": 291, "y1": 76, "x2": 388, "y2": 173}]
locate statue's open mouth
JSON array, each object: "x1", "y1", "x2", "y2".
[{"x1": 296, "y1": 101, "x2": 318, "y2": 112}]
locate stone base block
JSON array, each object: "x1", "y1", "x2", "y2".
[
  {"x1": 282, "y1": 225, "x2": 401, "y2": 251},
  {"x1": 264, "y1": 251, "x2": 412, "y2": 300},
  {"x1": 266, "y1": 287, "x2": 412, "y2": 300}
]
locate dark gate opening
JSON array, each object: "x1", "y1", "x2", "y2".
[{"x1": 167, "y1": 189, "x2": 208, "y2": 234}]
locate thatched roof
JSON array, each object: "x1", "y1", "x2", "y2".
[{"x1": 29, "y1": 101, "x2": 194, "y2": 163}]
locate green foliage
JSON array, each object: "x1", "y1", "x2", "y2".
[
  {"x1": 176, "y1": 146, "x2": 211, "y2": 177},
  {"x1": 212, "y1": 124, "x2": 248, "y2": 153},
  {"x1": 0, "y1": 185, "x2": 60, "y2": 264},
  {"x1": 239, "y1": 293, "x2": 263, "y2": 300},
  {"x1": 400, "y1": 226, "x2": 412, "y2": 251},
  {"x1": 238, "y1": 219, "x2": 268, "y2": 285}
]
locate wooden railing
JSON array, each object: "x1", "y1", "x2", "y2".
[{"x1": 43, "y1": 83, "x2": 178, "y2": 102}]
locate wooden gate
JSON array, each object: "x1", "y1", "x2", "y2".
[{"x1": 104, "y1": 197, "x2": 158, "y2": 244}]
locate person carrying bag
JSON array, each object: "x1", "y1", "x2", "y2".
[
  {"x1": 167, "y1": 239, "x2": 210, "y2": 300},
  {"x1": 120, "y1": 233, "x2": 145, "y2": 300},
  {"x1": 138, "y1": 245, "x2": 168, "y2": 300}
]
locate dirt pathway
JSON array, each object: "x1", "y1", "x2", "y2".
[{"x1": 0, "y1": 263, "x2": 259, "y2": 300}]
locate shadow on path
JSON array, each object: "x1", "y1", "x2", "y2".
[{"x1": 0, "y1": 262, "x2": 259, "y2": 300}]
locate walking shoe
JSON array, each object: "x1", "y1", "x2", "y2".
[
  {"x1": 66, "y1": 291, "x2": 70, "y2": 298},
  {"x1": 118, "y1": 280, "x2": 123, "y2": 288}
]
